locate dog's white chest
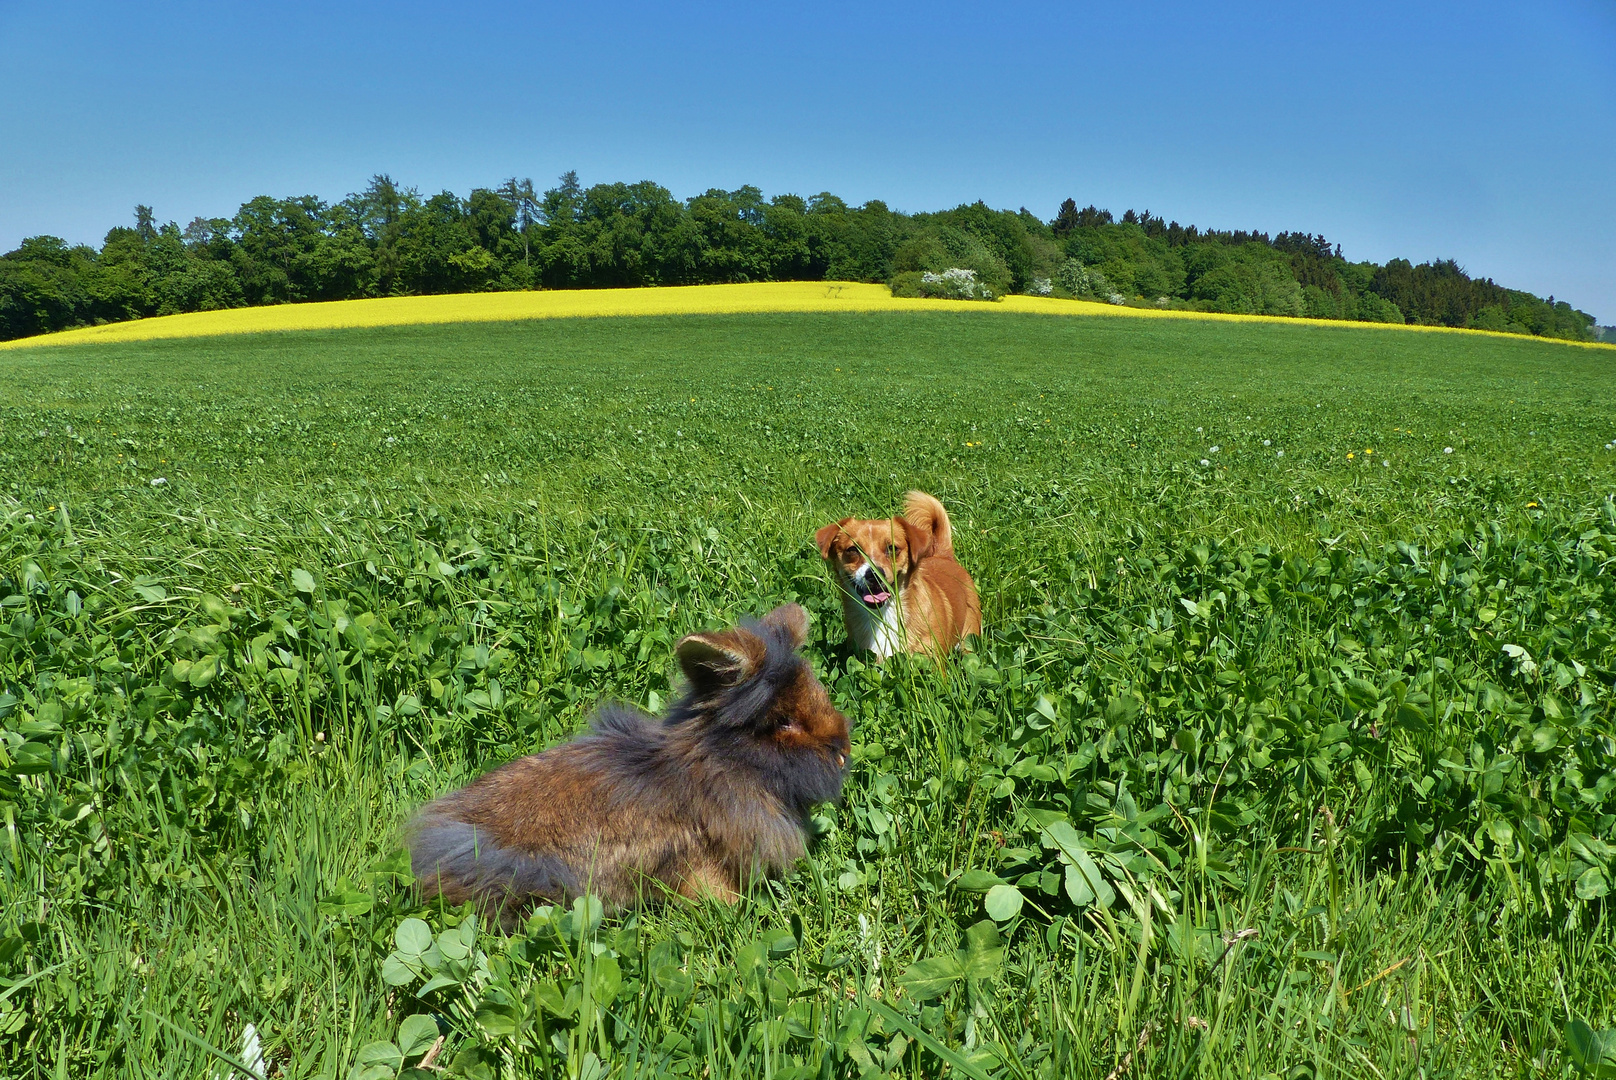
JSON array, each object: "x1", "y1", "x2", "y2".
[{"x1": 849, "y1": 600, "x2": 903, "y2": 660}]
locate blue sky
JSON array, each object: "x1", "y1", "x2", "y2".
[{"x1": 2, "y1": 0, "x2": 1612, "y2": 318}]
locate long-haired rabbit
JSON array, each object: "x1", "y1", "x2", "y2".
[{"x1": 408, "y1": 603, "x2": 850, "y2": 926}]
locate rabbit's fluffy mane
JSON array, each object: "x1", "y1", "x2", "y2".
[
  {"x1": 584, "y1": 616, "x2": 846, "y2": 819},
  {"x1": 408, "y1": 612, "x2": 847, "y2": 920}
]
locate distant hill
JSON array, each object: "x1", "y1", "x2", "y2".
[{"x1": 0, "y1": 173, "x2": 1600, "y2": 343}]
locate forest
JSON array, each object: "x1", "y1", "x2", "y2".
[{"x1": 0, "y1": 173, "x2": 1600, "y2": 342}]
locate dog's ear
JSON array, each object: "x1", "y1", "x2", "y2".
[
  {"x1": 759, "y1": 603, "x2": 809, "y2": 650},
  {"x1": 814, "y1": 520, "x2": 848, "y2": 559},
  {"x1": 899, "y1": 514, "x2": 934, "y2": 565},
  {"x1": 676, "y1": 629, "x2": 763, "y2": 688}
]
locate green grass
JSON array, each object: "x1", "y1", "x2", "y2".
[{"x1": 2, "y1": 311, "x2": 1615, "y2": 1079}]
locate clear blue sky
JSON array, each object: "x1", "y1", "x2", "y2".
[{"x1": 3, "y1": 0, "x2": 1612, "y2": 319}]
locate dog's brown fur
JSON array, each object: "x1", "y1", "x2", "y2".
[
  {"x1": 815, "y1": 491, "x2": 981, "y2": 659},
  {"x1": 408, "y1": 604, "x2": 850, "y2": 926}
]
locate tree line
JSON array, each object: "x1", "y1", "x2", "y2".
[{"x1": 0, "y1": 173, "x2": 1599, "y2": 342}]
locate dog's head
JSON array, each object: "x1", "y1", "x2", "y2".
[{"x1": 814, "y1": 514, "x2": 934, "y2": 611}]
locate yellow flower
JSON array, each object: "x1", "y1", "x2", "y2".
[
  {"x1": 6, "y1": 281, "x2": 1615, "y2": 350},
  {"x1": 1347, "y1": 453, "x2": 1355, "y2": 460},
  {"x1": 1364, "y1": 448, "x2": 1373, "y2": 455},
  {"x1": 1527, "y1": 501, "x2": 1539, "y2": 508}
]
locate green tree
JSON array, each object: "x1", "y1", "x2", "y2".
[
  {"x1": 497, "y1": 177, "x2": 539, "y2": 266},
  {"x1": 0, "y1": 175, "x2": 1600, "y2": 342}
]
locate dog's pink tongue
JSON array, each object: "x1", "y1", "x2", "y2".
[{"x1": 863, "y1": 591, "x2": 891, "y2": 604}]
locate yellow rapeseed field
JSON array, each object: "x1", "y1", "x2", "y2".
[{"x1": 3, "y1": 280, "x2": 1611, "y2": 350}]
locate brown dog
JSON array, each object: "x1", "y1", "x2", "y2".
[
  {"x1": 408, "y1": 604, "x2": 850, "y2": 926},
  {"x1": 815, "y1": 491, "x2": 981, "y2": 659}
]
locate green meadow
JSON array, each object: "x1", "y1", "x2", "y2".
[{"x1": 2, "y1": 311, "x2": 1615, "y2": 1078}]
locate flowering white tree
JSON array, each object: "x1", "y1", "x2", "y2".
[
  {"x1": 920, "y1": 268, "x2": 995, "y2": 300},
  {"x1": 1055, "y1": 258, "x2": 1089, "y2": 296}
]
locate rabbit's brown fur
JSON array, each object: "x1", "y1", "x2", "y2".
[{"x1": 408, "y1": 604, "x2": 850, "y2": 926}]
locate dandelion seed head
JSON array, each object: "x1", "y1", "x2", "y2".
[{"x1": 1444, "y1": 447, "x2": 1454, "y2": 454}]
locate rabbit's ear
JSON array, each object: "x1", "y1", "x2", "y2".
[
  {"x1": 760, "y1": 603, "x2": 809, "y2": 649},
  {"x1": 676, "y1": 630, "x2": 760, "y2": 687}
]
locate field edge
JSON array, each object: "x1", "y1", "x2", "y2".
[{"x1": 4, "y1": 279, "x2": 1613, "y2": 352}]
